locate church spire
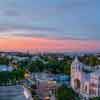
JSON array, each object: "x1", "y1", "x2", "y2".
[{"x1": 72, "y1": 56, "x2": 80, "y2": 65}]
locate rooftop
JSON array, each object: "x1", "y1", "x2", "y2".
[
  {"x1": 0, "y1": 65, "x2": 13, "y2": 72},
  {"x1": 0, "y1": 85, "x2": 32, "y2": 100}
]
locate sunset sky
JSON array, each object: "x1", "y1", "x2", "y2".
[{"x1": 0, "y1": 0, "x2": 99, "y2": 52}]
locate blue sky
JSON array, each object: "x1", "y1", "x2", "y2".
[
  {"x1": 0, "y1": 0, "x2": 99, "y2": 52},
  {"x1": 0, "y1": 0, "x2": 99, "y2": 40}
]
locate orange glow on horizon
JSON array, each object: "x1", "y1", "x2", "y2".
[{"x1": 0, "y1": 36, "x2": 99, "y2": 52}]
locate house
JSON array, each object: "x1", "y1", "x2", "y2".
[
  {"x1": 0, "y1": 85, "x2": 32, "y2": 100},
  {"x1": 53, "y1": 74, "x2": 70, "y2": 85},
  {"x1": 0, "y1": 65, "x2": 13, "y2": 72}
]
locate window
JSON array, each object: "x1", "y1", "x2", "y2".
[
  {"x1": 85, "y1": 85, "x2": 87, "y2": 92},
  {"x1": 90, "y1": 83, "x2": 97, "y2": 88},
  {"x1": 89, "y1": 89, "x2": 96, "y2": 95}
]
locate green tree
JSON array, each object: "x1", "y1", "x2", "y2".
[
  {"x1": 90, "y1": 97, "x2": 100, "y2": 100},
  {"x1": 56, "y1": 85, "x2": 80, "y2": 100},
  {"x1": 29, "y1": 60, "x2": 45, "y2": 72}
]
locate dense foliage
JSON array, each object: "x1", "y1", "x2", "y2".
[
  {"x1": 28, "y1": 58, "x2": 71, "y2": 75},
  {"x1": 29, "y1": 60, "x2": 45, "y2": 72},
  {"x1": 28, "y1": 55, "x2": 100, "y2": 75},
  {"x1": 90, "y1": 97, "x2": 100, "y2": 100},
  {"x1": 56, "y1": 85, "x2": 80, "y2": 100},
  {"x1": 0, "y1": 57, "x2": 9, "y2": 65},
  {"x1": 79, "y1": 55, "x2": 100, "y2": 66},
  {"x1": 0, "y1": 68, "x2": 25, "y2": 85}
]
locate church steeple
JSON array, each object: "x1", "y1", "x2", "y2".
[
  {"x1": 71, "y1": 56, "x2": 83, "y2": 72},
  {"x1": 72, "y1": 56, "x2": 80, "y2": 65}
]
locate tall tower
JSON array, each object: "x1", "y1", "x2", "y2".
[{"x1": 71, "y1": 57, "x2": 82, "y2": 90}]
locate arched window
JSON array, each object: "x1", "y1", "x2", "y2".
[
  {"x1": 74, "y1": 79, "x2": 81, "y2": 90},
  {"x1": 85, "y1": 85, "x2": 87, "y2": 92}
]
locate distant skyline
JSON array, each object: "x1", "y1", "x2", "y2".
[{"x1": 0, "y1": 0, "x2": 99, "y2": 52}]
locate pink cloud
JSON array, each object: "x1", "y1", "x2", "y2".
[{"x1": 0, "y1": 36, "x2": 99, "y2": 52}]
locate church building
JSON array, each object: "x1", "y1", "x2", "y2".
[{"x1": 71, "y1": 57, "x2": 100, "y2": 99}]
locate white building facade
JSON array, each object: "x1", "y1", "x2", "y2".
[{"x1": 71, "y1": 57, "x2": 100, "y2": 99}]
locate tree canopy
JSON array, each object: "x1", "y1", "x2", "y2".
[
  {"x1": 56, "y1": 85, "x2": 80, "y2": 100},
  {"x1": 0, "y1": 68, "x2": 25, "y2": 85},
  {"x1": 90, "y1": 97, "x2": 100, "y2": 100}
]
